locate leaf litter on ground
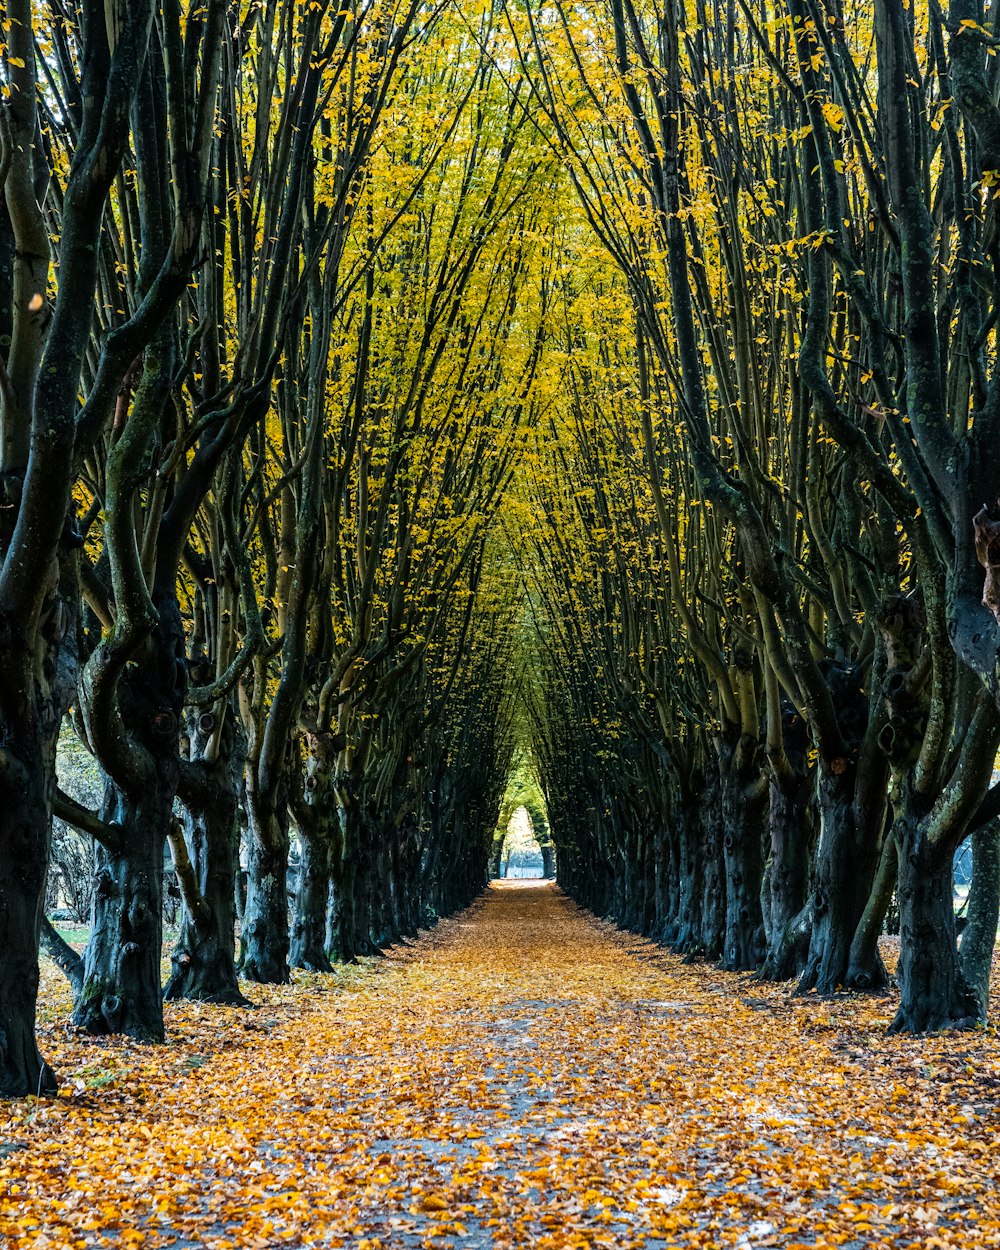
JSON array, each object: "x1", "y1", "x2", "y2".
[{"x1": 2, "y1": 881, "x2": 1000, "y2": 1248}]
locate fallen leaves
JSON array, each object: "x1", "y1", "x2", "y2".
[{"x1": 3, "y1": 881, "x2": 1000, "y2": 1247}]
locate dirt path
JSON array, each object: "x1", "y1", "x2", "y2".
[{"x1": 3, "y1": 882, "x2": 999, "y2": 1248}]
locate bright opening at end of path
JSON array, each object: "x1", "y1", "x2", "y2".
[{"x1": 496, "y1": 806, "x2": 545, "y2": 879}]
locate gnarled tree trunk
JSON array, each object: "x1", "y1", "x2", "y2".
[
  {"x1": 73, "y1": 776, "x2": 173, "y2": 1039},
  {"x1": 718, "y1": 731, "x2": 766, "y2": 972},
  {"x1": 0, "y1": 748, "x2": 59, "y2": 1096},
  {"x1": 758, "y1": 751, "x2": 815, "y2": 982},
  {"x1": 291, "y1": 827, "x2": 334, "y2": 972},
  {"x1": 0, "y1": 569, "x2": 73, "y2": 1094},
  {"x1": 699, "y1": 767, "x2": 725, "y2": 961},
  {"x1": 891, "y1": 821, "x2": 978, "y2": 1033},
  {"x1": 166, "y1": 711, "x2": 249, "y2": 1004},
  {"x1": 240, "y1": 773, "x2": 291, "y2": 984}
]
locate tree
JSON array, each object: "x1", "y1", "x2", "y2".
[{"x1": 0, "y1": 0, "x2": 158, "y2": 1095}]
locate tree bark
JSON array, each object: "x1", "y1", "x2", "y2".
[
  {"x1": 798, "y1": 759, "x2": 888, "y2": 994},
  {"x1": 0, "y1": 529, "x2": 79, "y2": 1093},
  {"x1": 718, "y1": 732, "x2": 766, "y2": 972},
  {"x1": 846, "y1": 833, "x2": 897, "y2": 990},
  {"x1": 758, "y1": 759, "x2": 815, "y2": 981},
  {"x1": 165, "y1": 718, "x2": 249, "y2": 1005},
  {"x1": 699, "y1": 769, "x2": 725, "y2": 961},
  {"x1": 72, "y1": 778, "x2": 171, "y2": 1040},
  {"x1": 890, "y1": 825, "x2": 979, "y2": 1033},
  {"x1": 0, "y1": 749, "x2": 59, "y2": 1096},
  {"x1": 290, "y1": 827, "x2": 333, "y2": 972},
  {"x1": 673, "y1": 804, "x2": 703, "y2": 956},
  {"x1": 329, "y1": 788, "x2": 379, "y2": 961},
  {"x1": 240, "y1": 779, "x2": 291, "y2": 984}
]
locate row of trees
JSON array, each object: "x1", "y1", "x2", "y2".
[
  {"x1": 0, "y1": 0, "x2": 546, "y2": 1097},
  {"x1": 518, "y1": 0, "x2": 1000, "y2": 1034},
  {"x1": 5, "y1": 0, "x2": 999, "y2": 1103}
]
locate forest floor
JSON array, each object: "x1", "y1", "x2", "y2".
[{"x1": 4, "y1": 883, "x2": 1000, "y2": 1249}]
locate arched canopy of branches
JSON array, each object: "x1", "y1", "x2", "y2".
[{"x1": 3, "y1": 0, "x2": 1000, "y2": 1099}]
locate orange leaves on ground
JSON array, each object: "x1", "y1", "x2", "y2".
[{"x1": 4, "y1": 881, "x2": 1000, "y2": 1247}]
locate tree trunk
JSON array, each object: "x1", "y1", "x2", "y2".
[
  {"x1": 40, "y1": 916, "x2": 83, "y2": 995},
  {"x1": 73, "y1": 778, "x2": 171, "y2": 1039},
  {"x1": 359, "y1": 819, "x2": 382, "y2": 951},
  {"x1": 329, "y1": 834, "x2": 360, "y2": 961},
  {"x1": 389, "y1": 837, "x2": 404, "y2": 939},
  {"x1": 165, "y1": 725, "x2": 249, "y2": 1005},
  {"x1": 758, "y1": 765, "x2": 814, "y2": 981},
  {"x1": 0, "y1": 754, "x2": 59, "y2": 1096},
  {"x1": 673, "y1": 805, "x2": 702, "y2": 955},
  {"x1": 0, "y1": 553, "x2": 77, "y2": 1095},
  {"x1": 890, "y1": 824, "x2": 979, "y2": 1033},
  {"x1": 959, "y1": 820, "x2": 1000, "y2": 1021},
  {"x1": 634, "y1": 825, "x2": 656, "y2": 936},
  {"x1": 399, "y1": 822, "x2": 423, "y2": 936},
  {"x1": 846, "y1": 833, "x2": 897, "y2": 990},
  {"x1": 699, "y1": 773, "x2": 725, "y2": 961},
  {"x1": 389, "y1": 822, "x2": 417, "y2": 939},
  {"x1": 165, "y1": 816, "x2": 247, "y2": 1004},
  {"x1": 798, "y1": 761, "x2": 888, "y2": 994},
  {"x1": 74, "y1": 576, "x2": 188, "y2": 1036},
  {"x1": 290, "y1": 825, "x2": 333, "y2": 972},
  {"x1": 658, "y1": 821, "x2": 679, "y2": 942},
  {"x1": 719, "y1": 734, "x2": 766, "y2": 972},
  {"x1": 369, "y1": 831, "x2": 395, "y2": 950},
  {"x1": 240, "y1": 784, "x2": 290, "y2": 984},
  {"x1": 611, "y1": 819, "x2": 629, "y2": 924},
  {"x1": 329, "y1": 793, "x2": 379, "y2": 961}
]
